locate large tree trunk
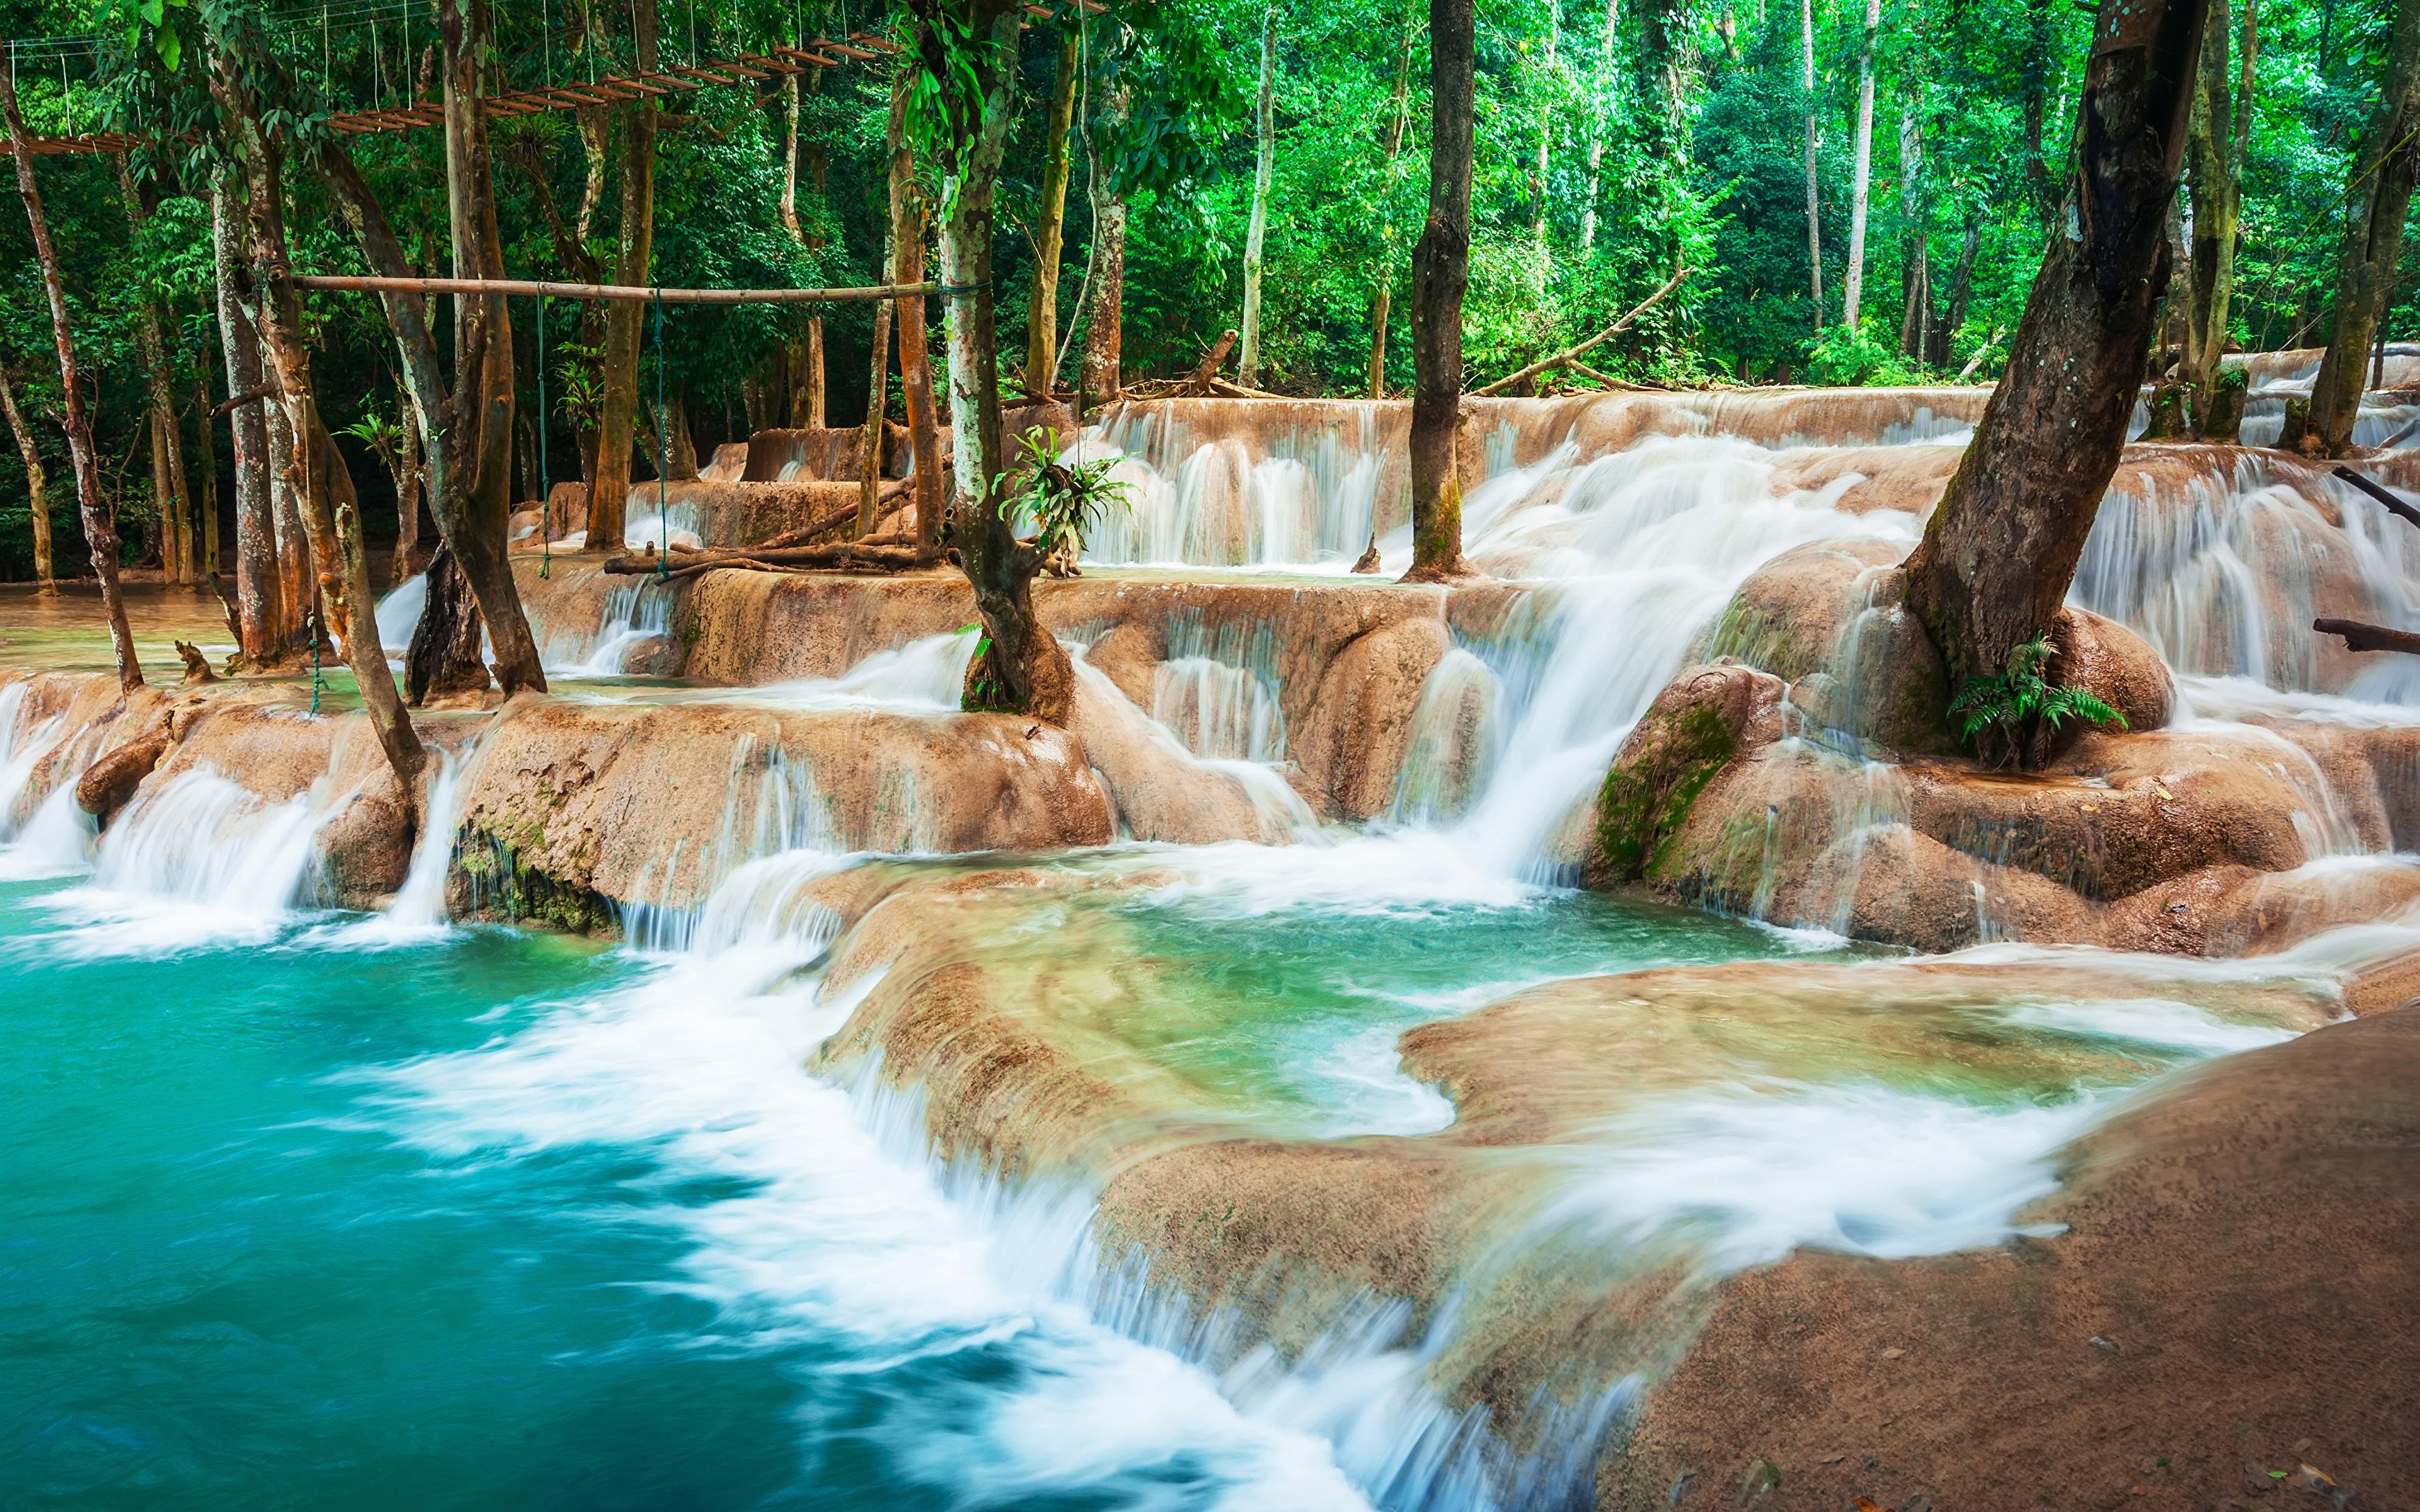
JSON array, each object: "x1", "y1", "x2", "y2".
[
  {"x1": 924, "y1": 0, "x2": 1076, "y2": 723},
  {"x1": 0, "y1": 363, "x2": 55, "y2": 592},
  {"x1": 1, "y1": 66, "x2": 139, "y2": 687},
  {"x1": 265, "y1": 360, "x2": 313, "y2": 645},
  {"x1": 1371, "y1": 6, "x2": 1418, "y2": 397},
  {"x1": 1802, "y1": 0, "x2": 1824, "y2": 331},
  {"x1": 434, "y1": 0, "x2": 544, "y2": 695},
  {"x1": 1901, "y1": 0, "x2": 2209, "y2": 725},
  {"x1": 887, "y1": 64, "x2": 947, "y2": 560},
  {"x1": 406, "y1": 544, "x2": 491, "y2": 705},
  {"x1": 2310, "y1": 0, "x2": 2420, "y2": 455},
  {"x1": 212, "y1": 165, "x2": 283, "y2": 662},
  {"x1": 1240, "y1": 3, "x2": 1278, "y2": 386},
  {"x1": 2182, "y1": 0, "x2": 2240, "y2": 410},
  {"x1": 1080, "y1": 76, "x2": 1129, "y2": 403},
  {"x1": 1405, "y1": 0, "x2": 1475, "y2": 583},
  {"x1": 1025, "y1": 26, "x2": 1082, "y2": 398},
  {"x1": 114, "y1": 152, "x2": 193, "y2": 588},
  {"x1": 792, "y1": 321, "x2": 826, "y2": 428},
  {"x1": 590, "y1": 0, "x2": 659, "y2": 553},
  {"x1": 1842, "y1": 0, "x2": 1883, "y2": 331}
]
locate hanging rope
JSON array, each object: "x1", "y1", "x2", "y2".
[
  {"x1": 537, "y1": 290, "x2": 552, "y2": 579},
  {"x1": 654, "y1": 284, "x2": 669, "y2": 583},
  {"x1": 309, "y1": 609, "x2": 325, "y2": 715}
]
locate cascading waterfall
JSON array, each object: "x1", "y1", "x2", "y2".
[
  {"x1": 549, "y1": 578, "x2": 676, "y2": 677},
  {"x1": 72, "y1": 765, "x2": 335, "y2": 946}
]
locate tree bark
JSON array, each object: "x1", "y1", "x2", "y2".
[
  {"x1": 406, "y1": 543, "x2": 491, "y2": 704},
  {"x1": 2310, "y1": 0, "x2": 2420, "y2": 455},
  {"x1": 191, "y1": 354, "x2": 219, "y2": 579},
  {"x1": 887, "y1": 64, "x2": 947, "y2": 561},
  {"x1": 1843, "y1": 0, "x2": 1883, "y2": 332},
  {"x1": 859, "y1": 270, "x2": 894, "y2": 539},
  {"x1": 1, "y1": 66, "x2": 140, "y2": 689},
  {"x1": 1898, "y1": 100, "x2": 1930, "y2": 358},
  {"x1": 2182, "y1": 0, "x2": 2240, "y2": 415},
  {"x1": 1025, "y1": 26, "x2": 1082, "y2": 397},
  {"x1": 1081, "y1": 76, "x2": 1129, "y2": 402},
  {"x1": 591, "y1": 0, "x2": 659, "y2": 552},
  {"x1": 2022, "y1": 0, "x2": 2062, "y2": 231},
  {"x1": 795, "y1": 319, "x2": 826, "y2": 428},
  {"x1": 914, "y1": 0, "x2": 1076, "y2": 722},
  {"x1": 1901, "y1": 0, "x2": 2210, "y2": 710},
  {"x1": 779, "y1": 72, "x2": 803, "y2": 244},
  {"x1": 393, "y1": 388, "x2": 423, "y2": 572},
  {"x1": 266, "y1": 381, "x2": 313, "y2": 649},
  {"x1": 1240, "y1": 3, "x2": 1278, "y2": 386},
  {"x1": 1370, "y1": 4, "x2": 1418, "y2": 397},
  {"x1": 114, "y1": 151, "x2": 193, "y2": 588},
  {"x1": 1937, "y1": 220, "x2": 1980, "y2": 366},
  {"x1": 1802, "y1": 0, "x2": 1824, "y2": 331},
  {"x1": 1406, "y1": 0, "x2": 1475, "y2": 583},
  {"x1": 0, "y1": 362, "x2": 55, "y2": 592},
  {"x1": 212, "y1": 164, "x2": 282, "y2": 662},
  {"x1": 1580, "y1": 0, "x2": 1616, "y2": 256}
]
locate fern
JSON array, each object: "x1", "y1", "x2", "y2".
[
  {"x1": 1949, "y1": 634, "x2": 2128, "y2": 758},
  {"x1": 1001, "y1": 427, "x2": 1131, "y2": 561}
]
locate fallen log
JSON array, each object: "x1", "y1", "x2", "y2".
[
  {"x1": 603, "y1": 540, "x2": 926, "y2": 577},
  {"x1": 2315, "y1": 616, "x2": 2420, "y2": 655},
  {"x1": 1474, "y1": 266, "x2": 1691, "y2": 398},
  {"x1": 2329, "y1": 465, "x2": 2420, "y2": 533},
  {"x1": 1180, "y1": 329, "x2": 1238, "y2": 395}
]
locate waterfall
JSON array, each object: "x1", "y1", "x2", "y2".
[
  {"x1": 374, "y1": 573, "x2": 427, "y2": 653},
  {"x1": 1152, "y1": 657, "x2": 1286, "y2": 763},
  {"x1": 64, "y1": 765, "x2": 335, "y2": 948},
  {"x1": 550, "y1": 578, "x2": 676, "y2": 678}
]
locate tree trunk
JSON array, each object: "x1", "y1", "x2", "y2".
[
  {"x1": 591, "y1": 0, "x2": 659, "y2": 552},
  {"x1": 1405, "y1": 0, "x2": 1475, "y2": 583},
  {"x1": 212, "y1": 165, "x2": 282, "y2": 662},
  {"x1": 888, "y1": 64, "x2": 947, "y2": 560},
  {"x1": 1901, "y1": 0, "x2": 2210, "y2": 721},
  {"x1": 1802, "y1": 0, "x2": 1824, "y2": 331},
  {"x1": 191, "y1": 355, "x2": 219, "y2": 579},
  {"x1": 393, "y1": 389, "x2": 422, "y2": 572},
  {"x1": 1025, "y1": 26, "x2": 1081, "y2": 397},
  {"x1": 2182, "y1": 0, "x2": 2240, "y2": 412},
  {"x1": 1531, "y1": 8, "x2": 1554, "y2": 274},
  {"x1": 643, "y1": 389, "x2": 698, "y2": 479},
  {"x1": 2310, "y1": 0, "x2": 2420, "y2": 455},
  {"x1": 1240, "y1": 3, "x2": 1278, "y2": 386},
  {"x1": 1843, "y1": 0, "x2": 1883, "y2": 332},
  {"x1": 0, "y1": 363, "x2": 55, "y2": 592},
  {"x1": 795, "y1": 319, "x2": 826, "y2": 428},
  {"x1": 115, "y1": 151, "x2": 193, "y2": 588},
  {"x1": 1081, "y1": 77, "x2": 1129, "y2": 402},
  {"x1": 779, "y1": 71, "x2": 803, "y2": 244},
  {"x1": 860, "y1": 256, "x2": 895, "y2": 539},
  {"x1": 2022, "y1": 0, "x2": 2061, "y2": 231},
  {"x1": 1937, "y1": 220, "x2": 1980, "y2": 367},
  {"x1": 406, "y1": 543, "x2": 491, "y2": 704},
  {"x1": 925, "y1": 0, "x2": 1076, "y2": 723},
  {"x1": 1, "y1": 64, "x2": 139, "y2": 687},
  {"x1": 1369, "y1": 6, "x2": 1418, "y2": 397},
  {"x1": 266, "y1": 368, "x2": 313, "y2": 644},
  {"x1": 1580, "y1": 0, "x2": 1616, "y2": 255},
  {"x1": 1898, "y1": 100, "x2": 1929, "y2": 358}
]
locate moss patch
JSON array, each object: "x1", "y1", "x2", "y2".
[{"x1": 1594, "y1": 701, "x2": 1740, "y2": 885}]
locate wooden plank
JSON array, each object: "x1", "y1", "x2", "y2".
[
  {"x1": 771, "y1": 45, "x2": 843, "y2": 66},
  {"x1": 812, "y1": 38, "x2": 882, "y2": 59}
]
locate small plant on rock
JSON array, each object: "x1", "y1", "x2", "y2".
[
  {"x1": 1949, "y1": 634, "x2": 2127, "y2": 769},
  {"x1": 1003, "y1": 427, "x2": 1130, "y2": 579}
]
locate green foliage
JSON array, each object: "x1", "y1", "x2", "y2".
[
  {"x1": 1807, "y1": 318, "x2": 1930, "y2": 387},
  {"x1": 1003, "y1": 425, "x2": 1131, "y2": 559},
  {"x1": 1949, "y1": 636, "x2": 2127, "y2": 760}
]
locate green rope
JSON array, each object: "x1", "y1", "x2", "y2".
[
  {"x1": 309, "y1": 610, "x2": 325, "y2": 715},
  {"x1": 537, "y1": 290, "x2": 553, "y2": 579},
  {"x1": 654, "y1": 284, "x2": 668, "y2": 583}
]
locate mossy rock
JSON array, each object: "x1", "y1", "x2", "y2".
[{"x1": 1587, "y1": 664, "x2": 1784, "y2": 889}]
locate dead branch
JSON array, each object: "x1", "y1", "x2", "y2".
[
  {"x1": 602, "y1": 538, "x2": 924, "y2": 577},
  {"x1": 1180, "y1": 329, "x2": 1239, "y2": 395},
  {"x1": 211, "y1": 382, "x2": 273, "y2": 418},
  {"x1": 2329, "y1": 465, "x2": 2420, "y2": 533},
  {"x1": 2315, "y1": 616, "x2": 2420, "y2": 656},
  {"x1": 1474, "y1": 267, "x2": 1692, "y2": 398}
]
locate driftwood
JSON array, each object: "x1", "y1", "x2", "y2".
[
  {"x1": 173, "y1": 640, "x2": 219, "y2": 684},
  {"x1": 1565, "y1": 358, "x2": 1669, "y2": 392},
  {"x1": 2315, "y1": 616, "x2": 2420, "y2": 656},
  {"x1": 1474, "y1": 267, "x2": 1692, "y2": 398},
  {"x1": 1181, "y1": 328, "x2": 1239, "y2": 394},
  {"x1": 2329, "y1": 465, "x2": 2420, "y2": 532},
  {"x1": 602, "y1": 536, "x2": 925, "y2": 578}
]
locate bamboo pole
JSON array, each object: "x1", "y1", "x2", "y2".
[{"x1": 291, "y1": 274, "x2": 943, "y2": 304}]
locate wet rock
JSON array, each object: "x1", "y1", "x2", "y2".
[
  {"x1": 2051, "y1": 605, "x2": 2175, "y2": 737},
  {"x1": 74, "y1": 730, "x2": 171, "y2": 823},
  {"x1": 1605, "y1": 1003, "x2": 2420, "y2": 1512},
  {"x1": 1293, "y1": 617, "x2": 1450, "y2": 820},
  {"x1": 1587, "y1": 663, "x2": 1785, "y2": 889},
  {"x1": 1068, "y1": 661, "x2": 1301, "y2": 844}
]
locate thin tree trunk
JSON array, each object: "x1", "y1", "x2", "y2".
[
  {"x1": 393, "y1": 388, "x2": 422, "y2": 571},
  {"x1": 929, "y1": 0, "x2": 1076, "y2": 723},
  {"x1": 266, "y1": 372, "x2": 312, "y2": 646},
  {"x1": 1406, "y1": 0, "x2": 1475, "y2": 583},
  {"x1": 1937, "y1": 220, "x2": 1980, "y2": 367},
  {"x1": 0, "y1": 363, "x2": 55, "y2": 592},
  {"x1": 115, "y1": 151, "x2": 192, "y2": 587},
  {"x1": 250, "y1": 264, "x2": 424, "y2": 801},
  {"x1": 1369, "y1": 5, "x2": 1417, "y2": 397},
  {"x1": 2183, "y1": 0, "x2": 2238, "y2": 406},
  {"x1": 802, "y1": 319, "x2": 825, "y2": 427},
  {"x1": 888, "y1": 63, "x2": 946, "y2": 560},
  {"x1": 779, "y1": 72, "x2": 803, "y2": 244},
  {"x1": 0, "y1": 64, "x2": 139, "y2": 688},
  {"x1": 2022, "y1": 0, "x2": 2061, "y2": 231},
  {"x1": 859, "y1": 284, "x2": 894, "y2": 537},
  {"x1": 1240, "y1": 3, "x2": 1278, "y2": 385},
  {"x1": 591, "y1": 0, "x2": 659, "y2": 551},
  {"x1": 1843, "y1": 0, "x2": 1883, "y2": 332},
  {"x1": 1025, "y1": 26, "x2": 1081, "y2": 396},
  {"x1": 1803, "y1": 0, "x2": 1824, "y2": 331},
  {"x1": 2310, "y1": 0, "x2": 2420, "y2": 455},
  {"x1": 191, "y1": 353, "x2": 219, "y2": 578},
  {"x1": 1531, "y1": 8, "x2": 1554, "y2": 273},
  {"x1": 1898, "y1": 100, "x2": 1929, "y2": 358},
  {"x1": 1581, "y1": 0, "x2": 1617, "y2": 255},
  {"x1": 213, "y1": 165, "x2": 282, "y2": 661},
  {"x1": 1081, "y1": 76, "x2": 1129, "y2": 401},
  {"x1": 1902, "y1": 0, "x2": 2210, "y2": 728}
]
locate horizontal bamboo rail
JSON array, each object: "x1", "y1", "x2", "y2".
[{"x1": 290, "y1": 274, "x2": 945, "y2": 305}]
